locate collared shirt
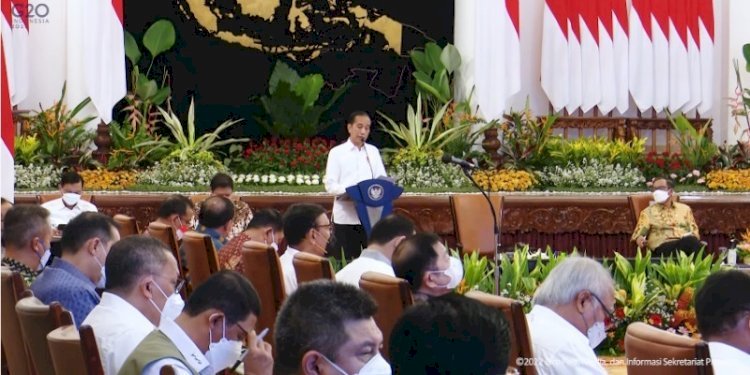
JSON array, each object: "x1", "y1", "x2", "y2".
[
  {"x1": 195, "y1": 225, "x2": 227, "y2": 251},
  {"x1": 324, "y1": 139, "x2": 387, "y2": 225},
  {"x1": 526, "y1": 305, "x2": 607, "y2": 375},
  {"x1": 191, "y1": 199, "x2": 252, "y2": 241},
  {"x1": 41, "y1": 198, "x2": 98, "y2": 228},
  {"x1": 141, "y1": 319, "x2": 212, "y2": 375},
  {"x1": 2, "y1": 257, "x2": 39, "y2": 285},
  {"x1": 31, "y1": 257, "x2": 100, "y2": 327},
  {"x1": 335, "y1": 249, "x2": 394, "y2": 287},
  {"x1": 217, "y1": 233, "x2": 251, "y2": 273},
  {"x1": 631, "y1": 202, "x2": 700, "y2": 250},
  {"x1": 82, "y1": 292, "x2": 156, "y2": 375},
  {"x1": 279, "y1": 247, "x2": 300, "y2": 295},
  {"x1": 708, "y1": 342, "x2": 750, "y2": 374}
]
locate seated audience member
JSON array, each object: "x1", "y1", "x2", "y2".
[
  {"x1": 83, "y1": 236, "x2": 182, "y2": 375},
  {"x1": 1, "y1": 196, "x2": 12, "y2": 221},
  {"x1": 192, "y1": 173, "x2": 253, "y2": 240},
  {"x1": 695, "y1": 270, "x2": 750, "y2": 374},
  {"x1": 31, "y1": 212, "x2": 120, "y2": 326},
  {"x1": 147, "y1": 195, "x2": 195, "y2": 241},
  {"x1": 118, "y1": 270, "x2": 272, "y2": 375},
  {"x1": 1, "y1": 205, "x2": 52, "y2": 284},
  {"x1": 274, "y1": 280, "x2": 389, "y2": 375},
  {"x1": 41, "y1": 171, "x2": 98, "y2": 228},
  {"x1": 336, "y1": 214, "x2": 415, "y2": 286},
  {"x1": 195, "y1": 195, "x2": 234, "y2": 251},
  {"x1": 219, "y1": 208, "x2": 284, "y2": 273},
  {"x1": 632, "y1": 177, "x2": 701, "y2": 255},
  {"x1": 391, "y1": 232, "x2": 462, "y2": 302},
  {"x1": 389, "y1": 293, "x2": 511, "y2": 375},
  {"x1": 526, "y1": 256, "x2": 615, "y2": 375},
  {"x1": 279, "y1": 203, "x2": 333, "y2": 294}
]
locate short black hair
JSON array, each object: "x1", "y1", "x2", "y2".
[
  {"x1": 247, "y1": 208, "x2": 283, "y2": 231},
  {"x1": 274, "y1": 280, "x2": 378, "y2": 375},
  {"x1": 158, "y1": 194, "x2": 194, "y2": 219},
  {"x1": 282, "y1": 203, "x2": 326, "y2": 246},
  {"x1": 368, "y1": 215, "x2": 415, "y2": 246},
  {"x1": 2, "y1": 205, "x2": 50, "y2": 248},
  {"x1": 105, "y1": 236, "x2": 172, "y2": 292},
  {"x1": 210, "y1": 173, "x2": 234, "y2": 191},
  {"x1": 60, "y1": 212, "x2": 118, "y2": 255},
  {"x1": 389, "y1": 293, "x2": 511, "y2": 375},
  {"x1": 184, "y1": 270, "x2": 261, "y2": 325},
  {"x1": 198, "y1": 196, "x2": 234, "y2": 229},
  {"x1": 695, "y1": 270, "x2": 750, "y2": 339},
  {"x1": 654, "y1": 177, "x2": 675, "y2": 189},
  {"x1": 392, "y1": 232, "x2": 442, "y2": 293},
  {"x1": 60, "y1": 170, "x2": 84, "y2": 187},
  {"x1": 347, "y1": 111, "x2": 370, "y2": 125}
]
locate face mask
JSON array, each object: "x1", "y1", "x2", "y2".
[
  {"x1": 267, "y1": 230, "x2": 279, "y2": 252},
  {"x1": 323, "y1": 353, "x2": 392, "y2": 375},
  {"x1": 175, "y1": 217, "x2": 189, "y2": 241},
  {"x1": 653, "y1": 189, "x2": 670, "y2": 204},
  {"x1": 429, "y1": 257, "x2": 464, "y2": 290},
  {"x1": 62, "y1": 192, "x2": 81, "y2": 206},
  {"x1": 148, "y1": 280, "x2": 185, "y2": 322},
  {"x1": 35, "y1": 239, "x2": 52, "y2": 271},
  {"x1": 205, "y1": 317, "x2": 243, "y2": 371},
  {"x1": 586, "y1": 321, "x2": 607, "y2": 349},
  {"x1": 93, "y1": 244, "x2": 106, "y2": 289}
]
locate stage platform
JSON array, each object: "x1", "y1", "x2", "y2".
[{"x1": 15, "y1": 192, "x2": 750, "y2": 257}]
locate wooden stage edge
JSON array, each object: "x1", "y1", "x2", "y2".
[{"x1": 15, "y1": 192, "x2": 750, "y2": 257}]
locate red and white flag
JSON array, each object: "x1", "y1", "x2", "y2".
[
  {"x1": 473, "y1": 0, "x2": 521, "y2": 120},
  {"x1": 612, "y1": 0, "x2": 629, "y2": 114},
  {"x1": 629, "y1": 0, "x2": 654, "y2": 112},
  {"x1": 566, "y1": 2, "x2": 582, "y2": 114},
  {"x1": 541, "y1": 0, "x2": 570, "y2": 112},
  {"x1": 668, "y1": 0, "x2": 690, "y2": 112},
  {"x1": 651, "y1": 0, "x2": 670, "y2": 112},
  {"x1": 578, "y1": 0, "x2": 601, "y2": 113},
  {"x1": 1, "y1": 0, "x2": 14, "y2": 202},
  {"x1": 597, "y1": 0, "x2": 617, "y2": 114},
  {"x1": 682, "y1": 0, "x2": 702, "y2": 111},
  {"x1": 697, "y1": 0, "x2": 714, "y2": 114},
  {"x1": 8, "y1": 0, "x2": 27, "y2": 105}
]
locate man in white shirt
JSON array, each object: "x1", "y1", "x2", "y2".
[
  {"x1": 324, "y1": 111, "x2": 387, "y2": 260},
  {"x1": 336, "y1": 214, "x2": 414, "y2": 286},
  {"x1": 83, "y1": 236, "x2": 182, "y2": 375},
  {"x1": 695, "y1": 270, "x2": 750, "y2": 374},
  {"x1": 41, "y1": 171, "x2": 98, "y2": 228},
  {"x1": 526, "y1": 256, "x2": 614, "y2": 375},
  {"x1": 392, "y1": 233, "x2": 463, "y2": 302},
  {"x1": 118, "y1": 271, "x2": 273, "y2": 375},
  {"x1": 279, "y1": 204, "x2": 332, "y2": 294}
]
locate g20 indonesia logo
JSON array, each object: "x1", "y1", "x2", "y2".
[{"x1": 12, "y1": 3, "x2": 50, "y2": 25}]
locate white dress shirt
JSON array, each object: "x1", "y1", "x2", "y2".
[
  {"x1": 324, "y1": 139, "x2": 387, "y2": 225},
  {"x1": 708, "y1": 342, "x2": 750, "y2": 374},
  {"x1": 526, "y1": 305, "x2": 607, "y2": 375},
  {"x1": 82, "y1": 292, "x2": 156, "y2": 375},
  {"x1": 142, "y1": 318, "x2": 212, "y2": 375},
  {"x1": 279, "y1": 247, "x2": 300, "y2": 295},
  {"x1": 41, "y1": 198, "x2": 98, "y2": 227},
  {"x1": 335, "y1": 249, "x2": 394, "y2": 287}
]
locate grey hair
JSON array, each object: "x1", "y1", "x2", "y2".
[{"x1": 533, "y1": 256, "x2": 614, "y2": 307}]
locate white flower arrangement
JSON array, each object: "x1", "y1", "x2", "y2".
[
  {"x1": 138, "y1": 158, "x2": 226, "y2": 187},
  {"x1": 536, "y1": 159, "x2": 646, "y2": 188},
  {"x1": 389, "y1": 157, "x2": 469, "y2": 189},
  {"x1": 14, "y1": 164, "x2": 62, "y2": 189},
  {"x1": 231, "y1": 173, "x2": 322, "y2": 186}
]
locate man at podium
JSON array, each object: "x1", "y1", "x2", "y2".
[{"x1": 324, "y1": 111, "x2": 387, "y2": 259}]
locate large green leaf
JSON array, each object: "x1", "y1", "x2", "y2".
[
  {"x1": 410, "y1": 50, "x2": 433, "y2": 76},
  {"x1": 440, "y1": 43, "x2": 462, "y2": 74},
  {"x1": 424, "y1": 42, "x2": 444, "y2": 72},
  {"x1": 151, "y1": 87, "x2": 171, "y2": 106},
  {"x1": 135, "y1": 74, "x2": 158, "y2": 99},
  {"x1": 143, "y1": 19, "x2": 176, "y2": 59},
  {"x1": 432, "y1": 69, "x2": 451, "y2": 103},
  {"x1": 124, "y1": 31, "x2": 141, "y2": 66},
  {"x1": 293, "y1": 74, "x2": 324, "y2": 108},
  {"x1": 269, "y1": 61, "x2": 301, "y2": 95},
  {"x1": 744, "y1": 43, "x2": 750, "y2": 72}
]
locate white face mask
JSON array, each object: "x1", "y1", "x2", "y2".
[
  {"x1": 323, "y1": 352, "x2": 392, "y2": 375},
  {"x1": 429, "y1": 256, "x2": 464, "y2": 290},
  {"x1": 586, "y1": 321, "x2": 607, "y2": 349},
  {"x1": 35, "y1": 239, "x2": 52, "y2": 271},
  {"x1": 267, "y1": 230, "x2": 279, "y2": 252},
  {"x1": 93, "y1": 244, "x2": 106, "y2": 289},
  {"x1": 205, "y1": 317, "x2": 243, "y2": 371},
  {"x1": 62, "y1": 192, "x2": 81, "y2": 206},
  {"x1": 149, "y1": 280, "x2": 185, "y2": 322},
  {"x1": 653, "y1": 189, "x2": 670, "y2": 204}
]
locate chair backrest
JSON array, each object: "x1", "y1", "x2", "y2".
[
  {"x1": 148, "y1": 222, "x2": 183, "y2": 272},
  {"x1": 358, "y1": 272, "x2": 413, "y2": 360},
  {"x1": 1, "y1": 270, "x2": 33, "y2": 375},
  {"x1": 241, "y1": 241, "x2": 286, "y2": 347},
  {"x1": 627, "y1": 194, "x2": 653, "y2": 228},
  {"x1": 16, "y1": 297, "x2": 74, "y2": 375},
  {"x1": 624, "y1": 322, "x2": 713, "y2": 375},
  {"x1": 181, "y1": 231, "x2": 220, "y2": 291},
  {"x1": 113, "y1": 214, "x2": 140, "y2": 238},
  {"x1": 38, "y1": 193, "x2": 94, "y2": 205},
  {"x1": 465, "y1": 291, "x2": 536, "y2": 375},
  {"x1": 293, "y1": 252, "x2": 335, "y2": 285},
  {"x1": 450, "y1": 194, "x2": 503, "y2": 257},
  {"x1": 189, "y1": 194, "x2": 210, "y2": 206},
  {"x1": 79, "y1": 325, "x2": 105, "y2": 375},
  {"x1": 47, "y1": 324, "x2": 90, "y2": 375}
]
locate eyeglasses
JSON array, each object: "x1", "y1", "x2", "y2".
[
  {"x1": 591, "y1": 292, "x2": 615, "y2": 321},
  {"x1": 156, "y1": 275, "x2": 186, "y2": 295},
  {"x1": 314, "y1": 223, "x2": 334, "y2": 231}
]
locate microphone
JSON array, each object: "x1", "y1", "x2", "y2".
[{"x1": 441, "y1": 154, "x2": 477, "y2": 169}]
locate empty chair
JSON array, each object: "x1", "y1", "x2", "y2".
[
  {"x1": 147, "y1": 222, "x2": 183, "y2": 272},
  {"x1": 465, "y1": 290, "x2": 536, "y2": 375},
  {"x1": 624, "y1": 322, "x2": 713, "y2": 375},
  {"x1": 113, "y1": 214, "x2": 141, "y2": 238},
  {"x1": 16, "y1": 297, "x2": 74, "y2": 375},
  {"x1": 241, "y1": 241, "x2": 286, "y2": 343},
  {"x1": 1, "y1": 270, "x2": 33, "y2": 375},
  {"x1": 47, "y1": 324, "x2": 99, "y2": 375},
  {"x1": 450, "y1": 193, "x2": 503, "y2": 257},
  {"x1": 293, "y1": 252, "x2": 335, "y2": 285},
  {"x1": 358, "y1": 272, "x2": 413, "y2": 360},
  {"x1": 182, "y1": 231, "x2": 220, "y2": 291}
]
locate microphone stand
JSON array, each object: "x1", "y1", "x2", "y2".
[{"x1": 459, "y1": 166, "x2": 502, "y2": 295}]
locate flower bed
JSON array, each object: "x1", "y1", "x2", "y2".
[
  {"x1": 472, "y1": 169, "x2": 536, "y2": 192},
  {"x1": 706, "y1": 169, "x2": 750, "y2": 191}
]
